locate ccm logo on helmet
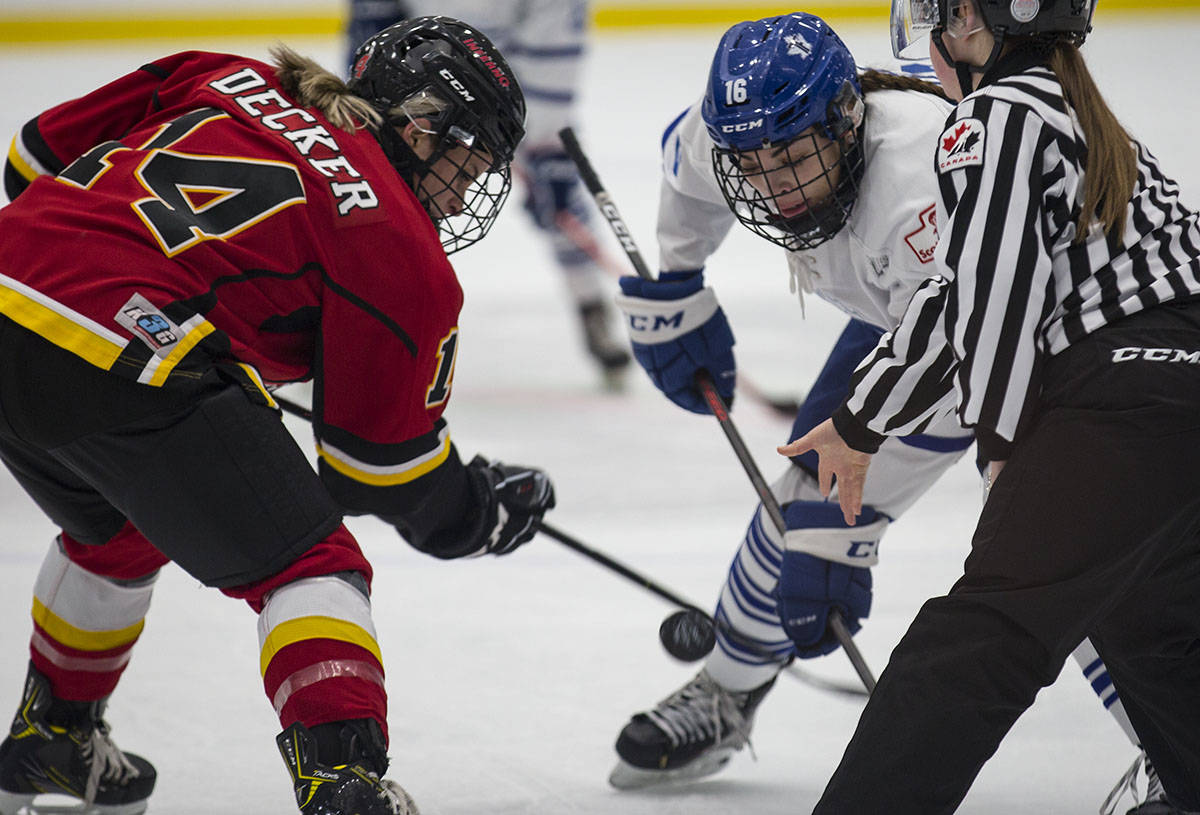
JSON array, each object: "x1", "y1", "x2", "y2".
[
  {"x1": 439, "y1": 69, "x2": 475, "y2": 102},
  {"x1": 721, "y1": 119, "x2": 763, "y2": 133}
]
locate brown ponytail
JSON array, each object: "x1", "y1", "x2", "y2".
[
  {"x1": 271, "y1": 44, "x2": 381, "y2": 133},
  {"x1": 859, "y1": 68, "x2": 951, "y2": 102},
  {"x1": 1047, "y1": 41, "x2": 1137, "y2": 243}
]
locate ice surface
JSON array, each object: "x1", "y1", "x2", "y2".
[{"x1": 0, "y1": 14, "x2": 1196, "y2": 813}]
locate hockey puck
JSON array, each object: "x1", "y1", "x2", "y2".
[{"x1": 659, "y1": 608, "x2": 718, "y2": 662}]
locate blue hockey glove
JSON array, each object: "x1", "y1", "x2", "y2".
[
  {"x1": 466, "y1": 455, "x2": 556, "y2": 556},
  {"x1": 773, "y1": 501, "x2": 882, "y2": 658},
  {"x1": 614, "y1": 270, "x2": 735, "y2": 414}
]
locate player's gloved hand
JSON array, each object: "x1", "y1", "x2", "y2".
[
  {"x1": 776, "y1": 552, "x2": 872, "y2": 658},
  {"x1": 614, "y1": 270, "x2": 735, "y2": 414},
  {"x1": 520, "y1": 147, "x2": 588, "y2": 231},
  {"x1": 773, "y1": 501, "x2": 882, "y2": 658},
  {"x1": 466, "y1": 455, "x2": 556, "y2": 556}
]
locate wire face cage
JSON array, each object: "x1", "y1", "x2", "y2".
[
  {"x1": 417, "y1": 154, "x2": 513, "y2": 255},
  {"x1": 710, "y1": 129, "x2": 863, "y2": 252}
]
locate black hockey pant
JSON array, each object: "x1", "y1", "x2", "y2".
[
  {"x1": 814, "y1": 299, "x2": 1200, "y2": 813},
  {"x1": 0, "y1": 317, "x2": 344, "y2": 588}
]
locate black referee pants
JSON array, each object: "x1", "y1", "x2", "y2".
[{"x1": 814, "y1": 300, "x2": 1200, "y2": 813}]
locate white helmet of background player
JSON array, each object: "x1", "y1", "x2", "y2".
[
  {"x1": 348, "y1": 16, "x2": 527, "y2": 253},
  {"x1": 702, "y1": 12, "x2": 866, "y2": 251},
  {"x1": 891, "y1": 0, "x2": 1097, "y2": 88}
]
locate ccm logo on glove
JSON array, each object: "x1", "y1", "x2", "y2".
[{"x1": 614, "y1": 270, "x2": 737, "y2": 414}]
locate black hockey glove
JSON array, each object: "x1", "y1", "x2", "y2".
[{"x1": 466, "y1": 455, "x2": 556, "y2": 556}]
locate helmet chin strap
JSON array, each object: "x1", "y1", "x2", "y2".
[
  {"x1": 374, "y1": 123, "x2": 451, "y2": 221},
  {"x1": 934, "y1": 27, "x2": 1005, "y2": 98}
]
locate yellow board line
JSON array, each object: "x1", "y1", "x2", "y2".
[
  {"x1": 0, "y1": 13, "x2": 342, "y2": 44},
  {"x1": 1, "y1": 2, "x2": 1198, "y2": 44}
]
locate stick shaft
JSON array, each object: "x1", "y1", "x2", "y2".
[
  {"x1": 559, "y1": 127, "x2": 877, "y2": 694},
  {"x1": 275, "y1": 393, "x2": 866, "y2": 697},
  {"x1": 558, "y1": 127, "x2": 654, "y2": 280},
  {"x1": 277, "y1": 395, "x2": 312, "y2": 421},
  {"x1": 537, "y1": 521, "x2": 706, "y2": 614}
]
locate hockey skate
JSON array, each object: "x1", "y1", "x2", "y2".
[
  {"x1": 277, "y1": 720, "x2": 419, "y2": 815},
  {"x1": 1104, "y1": 752, "x2": 1199, "y2": 815},
  {"x1": 0, "y1": 665, "x2": 155, "y2": 815},
  {"x1": 608, "y1": 669, "x2": 775, "y2": 790},
  {"x1": 1126, "y1": 758, "x2": 1199, "y2": 814},
  {"x1": 578, "y1": 301, "x2": 631, "y2": 389}
]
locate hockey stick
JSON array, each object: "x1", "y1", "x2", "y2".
[
  {"x1": 274, "y1": 394, "x2": 862, "y2": 696},
  {"x1": 558, "y1": 127, "x2": 877, "y2": 694},
  {"x1": 277, "y1": 395, "x2": 314, "y2": 421},
  {"x1": 546, "y1": 198, "x2": 803, "y2": 419},
  {"x1": 273, "y1": 394, "x2": 864, "y2": 697},
  {"x1": 529, "y1": 143, "x2": 803, "y2": 418}
]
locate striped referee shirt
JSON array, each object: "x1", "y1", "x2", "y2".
[{"x1": 832, "y1": 48, "x2": 1200, "y2": 461}]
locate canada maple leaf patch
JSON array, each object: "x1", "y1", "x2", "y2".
[{"x1": 937, "y1": 118, "x2": 985, "y2": 173}]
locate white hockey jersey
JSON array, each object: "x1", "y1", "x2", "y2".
[{"x1": 658, "y1": 87, "x2": 953, "y2": 331}]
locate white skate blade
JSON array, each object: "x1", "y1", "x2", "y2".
[
  {"x1": 0, "y1": 789, "x2": 147, "y2": 815},
  {"x1": 608, "y1": 747, "x2": 737, "y2": 790}
]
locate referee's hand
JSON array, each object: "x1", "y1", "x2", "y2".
[{"x1": 778, "y1": 418, "x2": 872, "y2": 526}]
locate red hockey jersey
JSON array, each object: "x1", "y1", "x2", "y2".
[{"x1": 1, "y1": 51, "x2": 475, "y2": 541}]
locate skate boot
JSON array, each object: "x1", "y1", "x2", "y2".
[
  {"x1": 277, "y1": 719, "x2": 419, "y2": 815},
  {"x1": 609, "y1": 669, "x2": 776, "y2": 789},
  {"x1": 1103, "y1": 752, "x2": 1198, "y2": 815},
  {"x1": 0, "y1": 665, "x2": 155, "y2": 815},
  {"x1": 1125, "y1": 757, "x2": 1196, "y2": 814},
  {"x1": 578, "y1": 301, "x2": 631, "y2": 389}
]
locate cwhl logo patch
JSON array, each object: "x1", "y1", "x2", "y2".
[
  {"x1": 937, "y1": 118, "x2": 985, "y2": 174},
  {"x1": 115, "y1": 293, "x2": 181, "y2": 352}
]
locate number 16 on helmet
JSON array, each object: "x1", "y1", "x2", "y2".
[{"x1": 702, "y1": 13, "x2": 866, "y2": 252}]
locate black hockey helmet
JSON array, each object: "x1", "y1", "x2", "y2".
[
  {"x1": 348, "y1": 16, "x2": 527, "y2": 253},
  {"x1": 892, "y1": 0, "x2": 1097, "y2": 88},
  {"x1": 969, "y1": 0, "x2": 1095, "y2": 43}
]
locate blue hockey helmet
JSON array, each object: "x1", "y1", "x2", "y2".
[
  {"x1": 703, "y1": 13, "x2": 861, "y2": 151},
  {"x1": 702, "y1": 13, "x2": 866, "y2": 250}
]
